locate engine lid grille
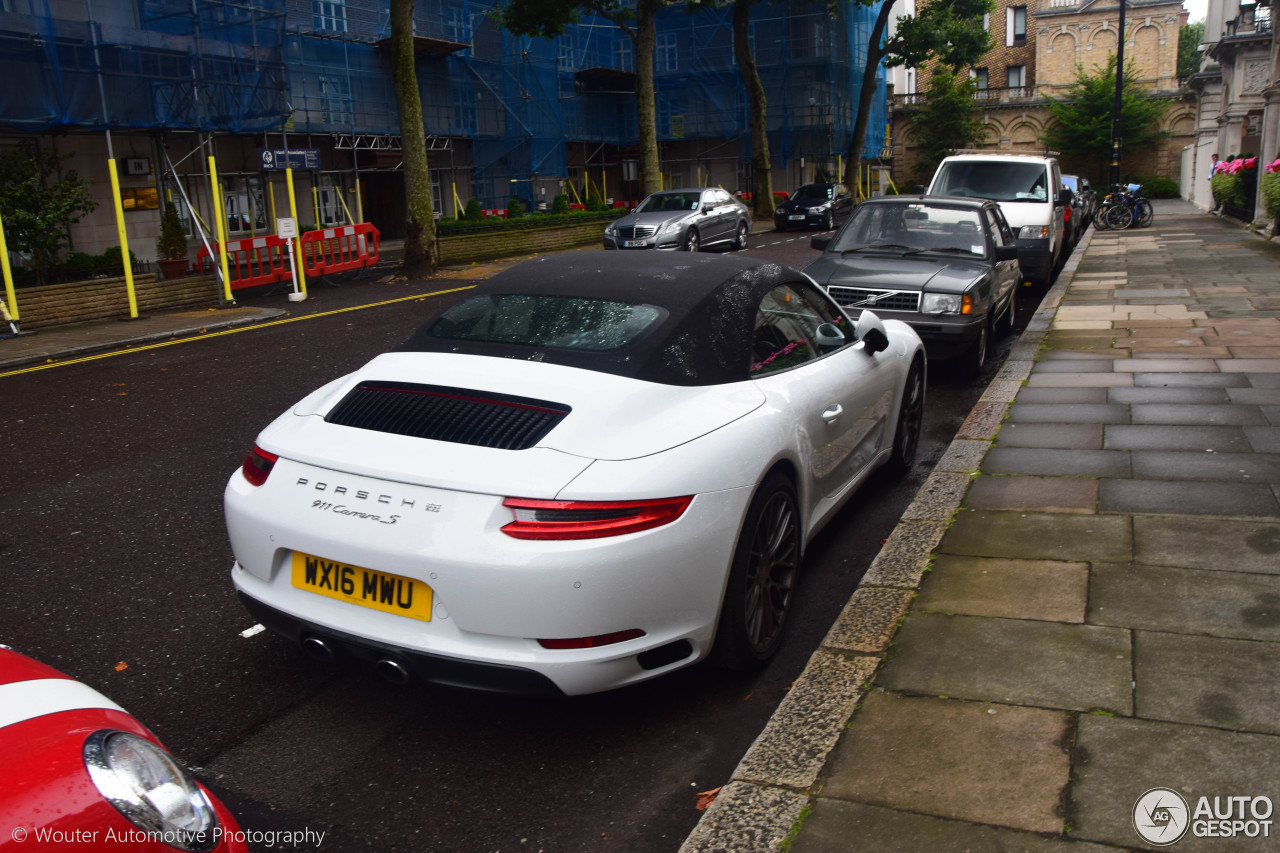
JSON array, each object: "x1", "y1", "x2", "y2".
[
  {"x1": 324, "y1": 381, "x2": 571, "y2": 451},
  {"x1": 617, "y1": 226, "x2": 658, "y2": 239}
]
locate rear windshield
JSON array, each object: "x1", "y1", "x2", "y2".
[
  {"x1": 933, "y1": 161, "x2": 1048, "y2": 202},
  {"x1": 427, "y1": 294, "x2": 667, "y2": 352}
]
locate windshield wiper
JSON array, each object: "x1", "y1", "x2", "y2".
[
  {"x1": 842, "y1": 243, "x2": 928, "y2": 255},
  {"x1": 924, "y1": 247, "x2": 982, "y2": 256}
]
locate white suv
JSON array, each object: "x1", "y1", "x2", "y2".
[{"x1": 926, "y1": 153, "x2": 1069, "y2": 289}]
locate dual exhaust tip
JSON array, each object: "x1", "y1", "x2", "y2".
[{"x1": 302, "y1": 636, "x2": 411, "y2": 685}]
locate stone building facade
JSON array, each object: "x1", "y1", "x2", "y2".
[{"x1": 891, "y1": 0, "x2": 1195, "y2": 189}]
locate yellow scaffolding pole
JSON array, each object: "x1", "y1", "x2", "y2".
[
  {"x1": 268, "y1": 179, "x2": 278, "y2": 234},
  {"x1": 337, "y1": 186, "x2": 355, "y2": 225},
  {"x1": 285, "y1": 166, "x2": 307, "y2": 297},
  {"x1": 452, "y1": 183, "x2": 464, "y2": 218},
  {"x1": 106, "y1": 159, "x2": 139, "y2": 318},
  {"x1": 0, "y1": 209, "x2": 19, "y2": 326},
  {"x1": 208, "y1": 156, "x2": 233, "y2": 303}
]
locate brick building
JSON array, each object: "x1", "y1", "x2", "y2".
[{"x1": 890, "y1": 0, "x2": 1195, "y2": 188}]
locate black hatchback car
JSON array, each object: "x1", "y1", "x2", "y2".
[
  {"x1": 773, "y1": 183, "x2": 853, "y2": 232},
  {"x1": 804, "y1": 195, "x2": 1020, "y2": 376}
]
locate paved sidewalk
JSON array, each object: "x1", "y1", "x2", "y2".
[{"x1": 683, "y1": 200, "x2": 1280, "y2": 853}]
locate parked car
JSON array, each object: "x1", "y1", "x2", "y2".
[
  {"x1": 602, "y1": 187, "x2": 751, "y2": 252},
  {"x1": 1061, "y1": 174, "x2": 1096, "y2": 246},
  {"x1": 926, "y1": 152, "x2": 1069, "y2": 289},
  {"x1": 773, "y1": 182, "x2": 853, "y2": 232},
  {"x1": 225, "y1": 252, "x2": 924, "y2": 696},
  {"x1": 804, "y1": 195, "x2": 1021, "y2": 376},
  {"x1": 0, "y1": 645, "x2": 249, "y2": 853}
]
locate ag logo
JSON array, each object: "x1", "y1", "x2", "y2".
[{"x1": 1134, "y1": 787, "x2": 1190, "y2": 846}]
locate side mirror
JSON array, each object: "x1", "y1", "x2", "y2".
[
  {"x1": 912, "y1": 185, "x2": 926, "y2": 195},
  {"x1": 811, "y1": 234, "x2": 832, "y2": 251},
  {"x1": 855, "y1": 311, "x2": 891, "y2": 355},
  {"x1": 814, "y1": 322, "x2": 846, "y2": 351},
  {"x1": 994, "y1": 245, "x2": 1019, "y2": 262}
]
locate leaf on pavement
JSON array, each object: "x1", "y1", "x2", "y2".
[{"x1": 695, "y1": 786, "x2": 722, "y2": 810}]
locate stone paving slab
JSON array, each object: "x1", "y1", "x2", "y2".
[
  {"x1": 942, "y1": 510, "x2": 1132, "y2": 563},
  {"x1": 1133, "y1": 516, "x2": 1280, "y2": 573},
  {"x1": 1089, "y1": 562, "x2": 1280, "y2": 642},
  {"x1": 877, "y1": 613, "x2": 1133, "y2": 713},
  {"x1": 965, "y1": 474, "x2": 1098, "y2": 513},
  {"x1": 996, "y1": 422, "x2": 1105, "y2": 448},
  {"x1": 1006, "y1": 403, "x2": 1132, "y2": 423},
  {"x1": 819, "y1": 693, "x2": 1071, "y2": 834},
  {"x1": 1135, "y1": 631, "x2": 1280, "y2": 735},
  {"x1": 1103, "y1": 424, "x2": 1251, "y2": 451},
  {"x1": 1100, "y1": 479, "x2": 1280, "y2": 516},
  {"x1": 1108, "y1": 386, "x2": 1232, "y2": 404},
  {"x1": 1071, "y1": 716, "x2": 1280, "y2": 852},
  {"x1": 915, "y1": 555, "x2": 1089, "y2": 622},
  {"x1": 1131, "y1": 450, "x2": 1280, "y2": 481},
  {"x1": 981, "y1": 447, "x2": 1131, "y2": 477},
  {"x1": 791, "y1": 801, "x2": 1117, "y2": 853}
]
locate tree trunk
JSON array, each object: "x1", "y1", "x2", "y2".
[
  {"x1": 389, "y1": 0, "x2": 438, "y2": 278},
  {"x1": 636, "y1": 1, "x2": 662, "y2": 197},
  {"x1": 734, "y1": 0, "x2": 774, "y2": 219},
  {"x1": 844, "y1": 0, "x2": 896, "y2": 192}
]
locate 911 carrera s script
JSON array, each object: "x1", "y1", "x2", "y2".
[
  {"x1": 291, "y1": 552, "x2": 433, "y2": 621},
  {"x1": 311, "y1": 500, "x2": 400, "y2": 525}
]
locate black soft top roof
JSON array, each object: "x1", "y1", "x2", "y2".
[{"x1": 397, "y1": 251, "x2": 804, "y2": 386}]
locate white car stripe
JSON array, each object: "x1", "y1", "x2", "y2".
[{"x1": 0, "y1": 678, "x2": 125, "y2": 729}]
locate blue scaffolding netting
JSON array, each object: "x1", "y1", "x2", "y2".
[{"x1": 0, "y1": 0, "x2": 887, "y2": 201}]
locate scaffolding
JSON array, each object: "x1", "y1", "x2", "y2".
[{"x1": 1, "y1": 0, "x2": 888, "y2": 206}]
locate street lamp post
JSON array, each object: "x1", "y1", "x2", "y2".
[{"x1": 1109, "y1": 0, "x2": 1127, "y2": 188}]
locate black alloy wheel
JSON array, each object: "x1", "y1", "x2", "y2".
[
  {"x1": 998, "y1": 284, "x2": 1017, "y2": 336},
  {"x1": 959, "y1": 316, "x2": 989, "y2": 378},
  {"x1": 735, "y1": 222, "x2": 749, "y2": 250},
  {"x1": 684, "y1": 228, "x2": 700, "y2": 252},
  {"x1": 712, "y1": 471, "x2": 801, "y2": 671},
  {"x1": 822, "y1": 211, "x2": 834, "y2": 231},
  {"x1": 885, "y1": 356, "x2": 925, "y2": 475}
]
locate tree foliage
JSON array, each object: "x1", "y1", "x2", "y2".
[
  {"x1": 907, "y1": 68, "x2": 985, "y2": 178},
  {"x1": 1041, "y1": 56, "x2": 1170, "y2": 179},
  {"x1": 1177, "y1": 21, "x2": 1204, "y2": 79},
  {"x1": 0, "y1": 147, "x2": 97, "y2": 285},
  {"x1": 843, "y1": 0, "x2": 992, "y2": 188}
]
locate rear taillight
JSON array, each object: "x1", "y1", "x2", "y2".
[
  {"x1": 241, "y1": 445, "x2": 278, "y2": 487},
  {"x1": 501, "y1": 496, "x2": 693, "y2": 540}
]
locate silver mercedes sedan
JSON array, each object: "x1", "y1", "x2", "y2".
[{"x1": 603, "y1": 187, "x2": 752, "y2": 252}]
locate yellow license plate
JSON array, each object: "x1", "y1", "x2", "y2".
[{"x1": 291, "y1": 552, "x2": 433, "y2": 622}]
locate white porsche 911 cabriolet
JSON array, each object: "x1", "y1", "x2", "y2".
[{"x1": 225, "y1": 251, "x2": 925, "y2": 696}]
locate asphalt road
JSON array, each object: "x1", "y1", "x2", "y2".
[{"x1": 0, "y1": 229, "x2": 1059, "y2": 852}]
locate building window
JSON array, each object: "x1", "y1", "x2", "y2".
[
  {"x1": 982, "y1": 12, "x2": 990, "y2": 30},
  {"x1": 1007, "y1": 65, "x2": 1026, "y2": 88},
  {"x1": 656, "y1": 32, "x2": 677, "y2": 73},
  {"x1": 312, "y1": 0, "x2": 347, "y2": 33},
  {"x1": 1007, "y1": 6, "x2": 1027, "y2": 46},
  {"x1": 971, "y1": 67, "x2": 989, "y2": 89},
  {"x1": 615, "y1": 36, "x2": 634, "y2": 72},
  {"x1": 318, "y1": 75, "x2": 352, "y2": 127}
]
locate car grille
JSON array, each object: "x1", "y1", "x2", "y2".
[
  {"x1": 325, "y1": 381, "x2": 571, "y2": 451},
  {"x1": 616, "y1": 226, "x2": 658, "y2": 239},
  {"x1": 827, "y1": 287, "x2": 921, "y2": 312}
]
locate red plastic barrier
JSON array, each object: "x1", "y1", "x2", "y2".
[
  {"x1": 195, "y1": 234, "x2": 292, "y2": 291},
  {"x1": 481, "y1": 209, "x2": 507, "y2": 219},
  {"x1": 611, "y1": 200, "x2": 639, "y2": 209},
  {"x1": 299, "y1": 222, "x2": 381, "y2": 278}
]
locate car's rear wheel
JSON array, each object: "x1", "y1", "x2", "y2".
[
  {"x1": 958, "y1": 316, "x2": 989, "y2": 378},
  {"x1": 684, "y1": 229, "x2": 700, "y2": 252},
  {"x1": 735, "y1": 222, "x2": 749, "y2": 250},
  {"x1": 884, "y1": 356, "x2": 924, "y2": 476},
  {"x1": 712, "y1": 471, "x2": 800, "y2": 671}
]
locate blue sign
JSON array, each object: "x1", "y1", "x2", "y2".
[{"x1": 259, "y1": 148, "x2": 321, "y2": 171}]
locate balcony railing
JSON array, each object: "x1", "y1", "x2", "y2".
[{"x1": 892, "y1": 86, "x2": 1039, "y2": 108}]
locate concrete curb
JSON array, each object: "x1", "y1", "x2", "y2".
[
  {"x1": 0, "y1": 309, "x2": 289, "y2": 372},
  {"x1": 679, "y1": 228, "x2": 1095, "y2": 853}
]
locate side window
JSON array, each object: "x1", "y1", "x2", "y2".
[
  {"x1": 988, "y1": 207, "x2": 1014, "y2": 245},
  {"x1": 750, "y1": 283, "x2": 846, "y2": 375},
  {"x1": 983, "y1": 209, "x2": 1005, "y2": 247}
]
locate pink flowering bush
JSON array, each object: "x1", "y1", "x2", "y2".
[{"x1": 1266, "y1": 158, "x2": 1280, "y2": 174}]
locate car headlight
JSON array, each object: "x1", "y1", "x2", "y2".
[
  {"x1": 922, "y1": 293, "x2": 964, "y2": 315},
  {"x1": 603, "y1": 223, "x2": 615, "y2": 235},
  {"x1": 1018, "y1": 225, "x2": 1049, "y2": 239},
  {"x1": 811, "y1": 202, "x2": 832, "y2": 212},
  {"x1": 660, "y1": 220, "x2": 684, "y2": 235},
  {"x1": 84, "y1": 730, "x2": 220, "y2": 852}
]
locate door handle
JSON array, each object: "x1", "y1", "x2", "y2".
[{"x1": 822, "y1": 404, "x2": 843, "y2": 423}]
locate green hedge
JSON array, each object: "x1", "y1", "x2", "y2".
[
  {"x1": 1134, "y1": 176, "x2": 1179, "y2": 199},
  {"x1": 1261, "y1": 171, "x2": 1280, "y2": 222},
  {"x1": 1211, "y1": 173, "x2": 1246, "y2": 208},
  {"x1": 436, "y1": 208, "x2": 622, "y2": 237}
]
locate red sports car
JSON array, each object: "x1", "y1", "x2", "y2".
[{"x1": 0, "y1": 645, "x2": 248, "y2": 852}]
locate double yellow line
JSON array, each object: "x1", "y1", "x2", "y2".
[{"x1": 0, "y1": 285, "x2": 475, "y2": 379}]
